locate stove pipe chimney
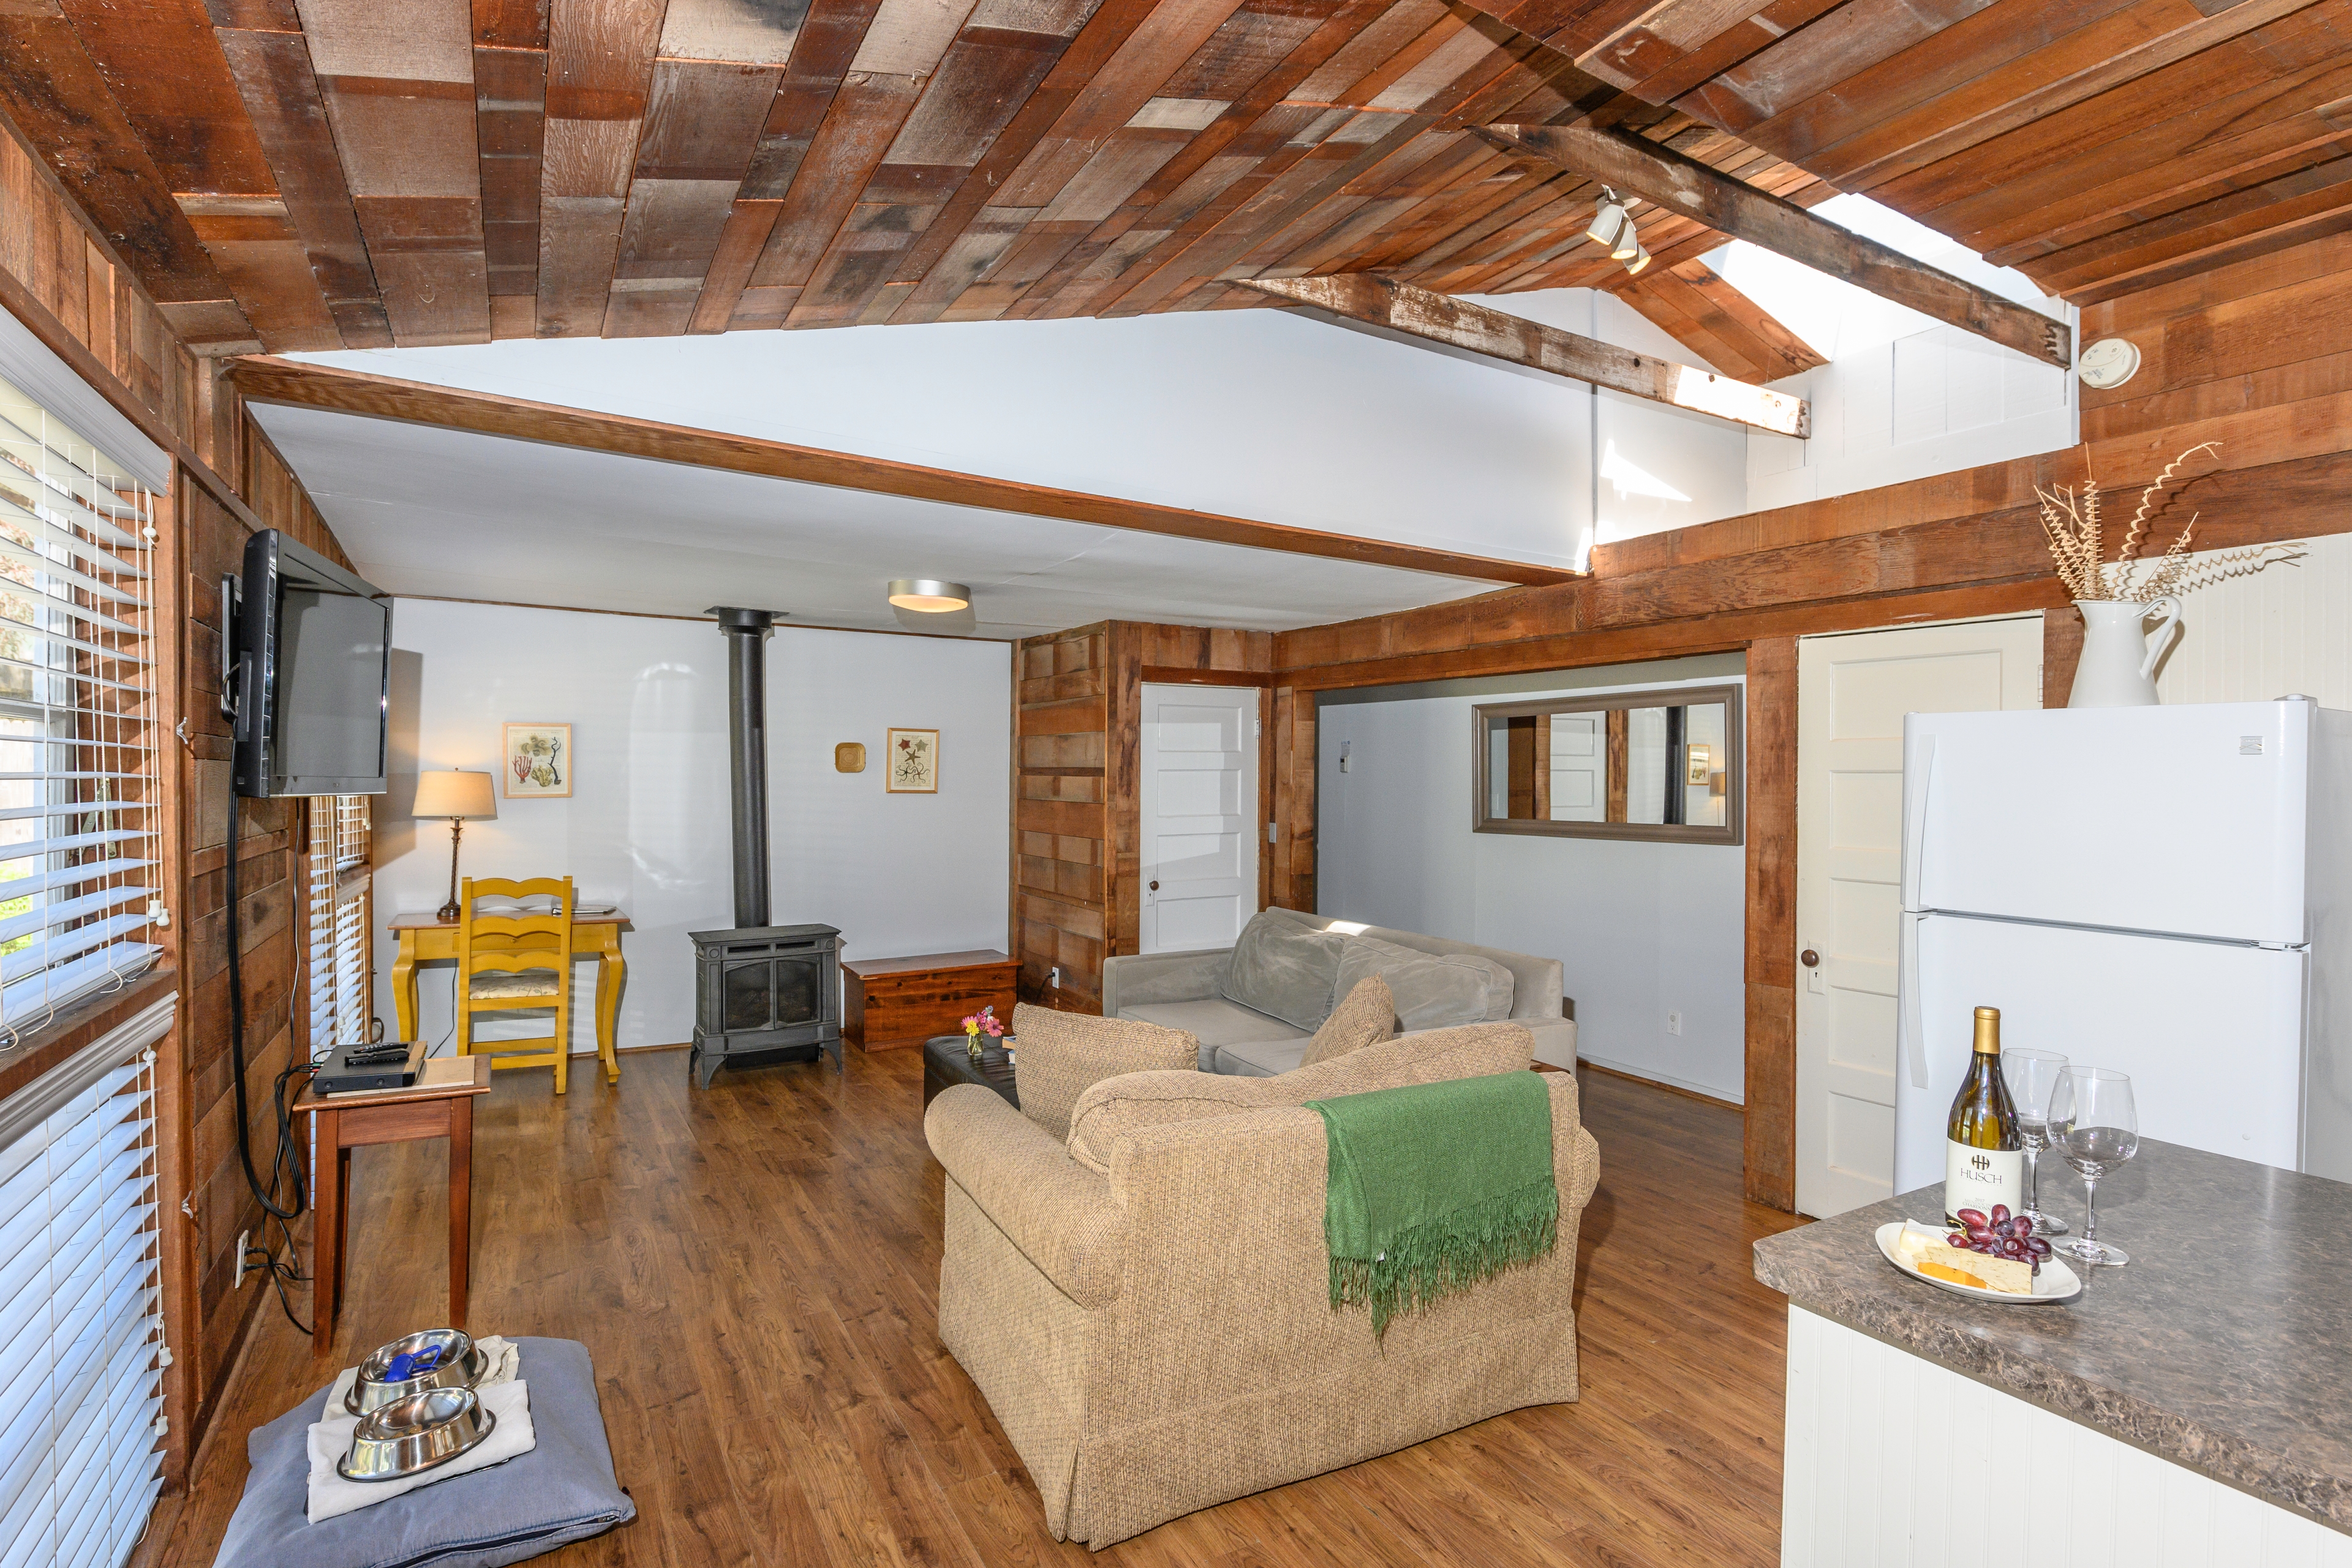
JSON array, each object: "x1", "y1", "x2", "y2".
[{"x1": 712, "y1": 607, "x2": 778, "y2": 928}]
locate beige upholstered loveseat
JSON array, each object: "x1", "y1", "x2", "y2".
[
  {"x1": 925, "y1": 1021, "x2": 1601, "y2": 1550},
  {"x1": 1104, "y1": 906, "x2": 1578, "y2": 1075}
]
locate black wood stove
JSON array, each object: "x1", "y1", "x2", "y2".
[{"x1": 689, "y1": 606, "x2": 842, "y2": 1088}]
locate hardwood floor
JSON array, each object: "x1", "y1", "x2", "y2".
[{"x1": 159, "y1": 1049, "x2": 1806, "y2": 1567}]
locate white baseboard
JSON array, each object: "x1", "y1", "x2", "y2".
[{"x1": 1574, "y1": 1051, "x2": 1743, "y2": 1106}]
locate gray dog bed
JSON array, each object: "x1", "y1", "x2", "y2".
[{"x1": 214, "y1": 1336, "x2": 633, "y2": 1568}]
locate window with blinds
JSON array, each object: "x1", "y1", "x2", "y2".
[
  {"x1": 0, "y1": 995, "x2": 172, "y2": 1568},
  {"x1": 306, "y1": 796, "x2": 371, "y2": 1050},
  {"x1": 0, "y1": 378, "x2": 159, "y2": 1042}
]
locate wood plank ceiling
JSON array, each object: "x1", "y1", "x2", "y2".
[{"x1": 0, "y1": 0, "x2": 2338, "y2": 356}]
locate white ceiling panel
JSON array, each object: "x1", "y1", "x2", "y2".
[{"x1": 248, "y1": 403, "x2": 1498, "y2": 639}]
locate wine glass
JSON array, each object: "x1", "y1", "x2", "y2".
[
  {"x1": 2046, "y1": 1066, "x2": 2138, "y2": 1267},
  {"x1": 2001, "y1": 1047, "x2": 2070, "y2": 1237}
]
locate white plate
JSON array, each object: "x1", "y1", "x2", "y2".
[{"x1": 1874, "y1": 1221, "x2": 2083, "y2": 1306}]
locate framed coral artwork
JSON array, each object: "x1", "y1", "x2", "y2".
[
  {"x1": 503, "y1": 723, "x2": 573, "y2": 798},
  {"x1": 886, "y1": 728, "x2": 938, "y2": 793}
]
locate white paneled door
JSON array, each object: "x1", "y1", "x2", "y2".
[
  {"x1": 1793, "y1": 616, "x2": 2042, "y2": 1218},
  {"x1": 1548, "y1": 712, "x2": 1605, "y2": 821},
  {"x1": 1139, "y1": 684, "x2": 1261, "y2": 954}
]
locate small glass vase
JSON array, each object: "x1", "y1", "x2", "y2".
[{"x1": 965, "y1": 1031, "x2": 985, "y2": 1061}]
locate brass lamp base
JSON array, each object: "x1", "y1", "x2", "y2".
[{"x1": 438, "y1": 817, "x2": 466, "y2": 923}]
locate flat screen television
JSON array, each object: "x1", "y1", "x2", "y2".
[{"x1": 228, "y1": 530, "x2": 391, "y2": 798}]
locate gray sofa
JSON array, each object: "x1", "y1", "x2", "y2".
[{"x1": 1102, "y1": 906, "x2": 1577, "y2": 1075}]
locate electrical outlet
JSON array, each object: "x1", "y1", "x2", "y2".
[
  {"x1": 233, "y1": 1229, "x2": 252, "y2": 1289},
  {"x1": 1049, "y1": 966, "x2": 1061, "y2": 990},
  {"x1": 1666, "y1": 1011, "x2": 1683, "y2": 1036}
]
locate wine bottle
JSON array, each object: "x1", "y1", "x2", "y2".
[{"x1": 1944, "y1": 1006, "x2": 2022, "y2": 1228}]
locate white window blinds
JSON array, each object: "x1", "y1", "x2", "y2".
[
  {"x1": 0, "y1": 378, "x2": 159, "y2": 1042},
  {"x1": 305, "y1": 797, "x2": 371, "y2": 1050},
  {"x1": 0, "y1": 994, "x2": 172, "y2": 1568}
]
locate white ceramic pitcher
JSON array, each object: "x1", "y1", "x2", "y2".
[{"x1": 2068, "y1": 597, "x2": 2181, "y2": 707}]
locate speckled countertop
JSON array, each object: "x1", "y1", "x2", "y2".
[{"x1": 1754, "y1": 1137, "x2": 2352, "y2": 1534}]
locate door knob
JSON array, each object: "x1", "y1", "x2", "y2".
[
  {"x1": 1800, "y1": 948, "x2": 1820, "y2": 967},
  {"x1": 1148, "y1": 880, "x2": 1159, "y2": 891}
]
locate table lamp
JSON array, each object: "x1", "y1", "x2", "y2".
[{"x1": 413, "y1": 769, "x2": 497, "y2": 922}]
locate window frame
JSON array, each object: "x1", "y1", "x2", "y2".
[{"x1": 1470, "y1": 682, "x2": 1745, "y2": 846}]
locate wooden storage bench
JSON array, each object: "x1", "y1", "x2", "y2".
[{"x1": 842, "y1": 949, "x2": 1020, "y2": 1052}]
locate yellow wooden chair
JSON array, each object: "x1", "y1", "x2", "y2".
[{"x1": 456, "y1": 876, "x2": 577, "y2": 1095}]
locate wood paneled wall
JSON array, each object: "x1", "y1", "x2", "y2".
[
  {"x1": 0, "y1": 105, "x2": 350, "y2": 1493},
  {"x1": 1011, "y1": 622, "x2": 1273, "y2": 1013}
]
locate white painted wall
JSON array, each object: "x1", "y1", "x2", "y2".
[
  {"x1": 1723, "y1": 196, "x2": 2080, "y2": 511},
  {"x1": 372, "y1": 598, "x2": 1011, "y2": 1055},
  {"x1": 300, "y1": 287, "x2": 1762, "y2": 578},
  {"x1": 1316, "y1": 661, "x2": 1747, "y2": 1101},
  {"x1": 2149, "y1": 533, "x2": 2352, "y2": 707}
]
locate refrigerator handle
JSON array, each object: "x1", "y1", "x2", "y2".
[
  {"x1": 1901, "y1": 729, "x2": 1936, "y2": 913},
  {"x1": 1899, "y1": 911, "x2": 1929, "y2": 1091}
]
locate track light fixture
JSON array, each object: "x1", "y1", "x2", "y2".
[{"x1": 1587, "y1": 188, "x2": 1650, "y2": 277}]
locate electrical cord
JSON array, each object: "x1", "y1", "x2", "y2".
[{"x1": 224, "y1": 821, "x2": 315, "y2": 1335}]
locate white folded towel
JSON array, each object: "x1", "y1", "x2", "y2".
[{"x1": 306, "y1": 1337, "x2": 533, "y2": 1524}]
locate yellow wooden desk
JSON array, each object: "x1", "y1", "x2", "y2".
[{"x1": 390, "y1": 908, "x2": 629, "y2": 1079}]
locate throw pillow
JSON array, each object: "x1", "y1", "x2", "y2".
[
  {"x1": 1218, "y1": 911, "x2": 1348, "y2": 1030},
  {"x1": 1335, "y1": 934, "x2": 1515, "y2": 1031},
  {"x1": 1066, "y1": 1020, "x2": 1533, "y2": 1174},
  {"x1": 1011, "y1": 1003, "x2": 1199, "y2": 1141},
  {"x1": 1298, "y1": 974, "x2": 1395, "y2": 1068}
]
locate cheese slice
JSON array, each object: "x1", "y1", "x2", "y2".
[{"x1": 1921, "y1": 1248, "x2": 2033, "y2": 1295}]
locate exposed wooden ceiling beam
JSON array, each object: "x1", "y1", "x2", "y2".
[
  {"x1": 226, "y1": 356, "x2": 1579, "y2": 587},
  {"x1": 1613, "y1": 259, "x2": 1828, "y2": 385},
  {"x1": 1476, "y1": 121, "x2": 2075, "y2": 370},
  {"x1": 1239, "y1": 273, "x2": 1808, "y2": 437}
]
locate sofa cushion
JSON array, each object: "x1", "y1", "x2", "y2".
[
  {"x1": 1300, "y1": 975, "x2": 1395, "y2": 1068},
  {"x1": 1213, "y1": 1039, "x2": 1309, "y2": 1077},
  {"x1": 1336, "y1": 934, "x2": 1513, "y2": 1031},
  {"x1": 1066, "y1": 1022, "x2": 1534, "y2": 1174},
  {"x1": 1218, "y1": 911, "x2": 1347, "y2": 1030},
  {"x1": 1118, "y1": 998, "x2": 1306, "y2": 1071},
  {"x1": 1011, "y1": 1005, "x2": 1200, "y2": 1142}
]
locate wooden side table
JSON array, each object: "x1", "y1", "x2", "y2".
[
  {"x1": 843, "y1": 949, "x2": 1019, "y2": 1052},
  {"x1": 296, "y1": 1056, "x2": 493, "y2": 1359}
]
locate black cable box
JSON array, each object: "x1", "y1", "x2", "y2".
[{"x1": 315, "y1": 1039, "x2": 425, "y2": 1093}]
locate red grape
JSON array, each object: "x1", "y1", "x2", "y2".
[
  {"x1": 1946, "y1": 1234, "x2": 1971, "y2": 1248},
  {"x1": 1956, "y1": 1210, "x2": 1989, "y2": 1232},
  {"x1": 1991, "y1": 1205, "x2": 2011, "y2": 1227}
]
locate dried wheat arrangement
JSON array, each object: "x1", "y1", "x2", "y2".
[{"x1": 2037, "y1": 442, "x2": 2302, "y2": 602}]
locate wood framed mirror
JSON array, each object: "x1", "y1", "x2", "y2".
[{"x1": 1472, "y1": 684, "x2": 1743, "y2": 845}]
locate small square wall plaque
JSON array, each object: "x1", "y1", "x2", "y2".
[{"x1": 835, "y1": 742, "x2": 866, "y2": 774}]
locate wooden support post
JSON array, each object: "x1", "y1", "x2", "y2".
[
  {"x1": 1477, "y1": 122, "x2": 2073, "y2": 371},
  {"x1": 1238, "y1": 273, "x2": 1809, "y2": 437}
]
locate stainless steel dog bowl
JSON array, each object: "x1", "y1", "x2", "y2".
[
  {"x1": 336, "y1": 1386, "x2": 497, "y2": 1483},
  {"x1": 344, "y1": 1328, "x2": 486, "y2": 1416}
]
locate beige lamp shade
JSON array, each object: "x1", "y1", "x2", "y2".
[{"x1": 412, "y1": 770, "x2": 498, "y2": 820}]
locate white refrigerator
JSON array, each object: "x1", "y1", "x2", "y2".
[{"x1": 1891, "y1": 698, "x2": 2352, "y2": 1194}]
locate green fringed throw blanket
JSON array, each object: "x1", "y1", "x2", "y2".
[{"x1": 1307, "y1": 1071, "x2": 1558, "y2": 1338}]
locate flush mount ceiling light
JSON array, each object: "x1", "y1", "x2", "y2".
[
  {"x1": 1586, "y1": 189, "x2": 1650, "y2": 277},
  {"x1": 888, "y1": 578, "x2": 971, "y2": 612}
]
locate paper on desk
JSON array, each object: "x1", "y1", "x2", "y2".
[{"x1": 322, "y1": 1054, "x2": 474, "y2": 1099}]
